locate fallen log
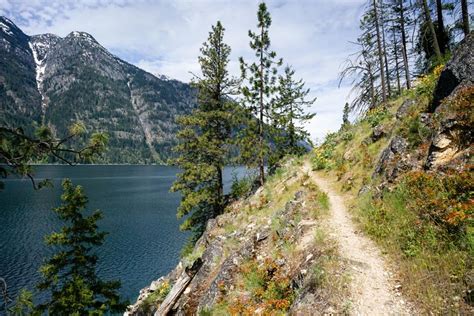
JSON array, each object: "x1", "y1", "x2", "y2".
[{"x1": 154, "y1": 258, "x2": 202, "y2": 316}]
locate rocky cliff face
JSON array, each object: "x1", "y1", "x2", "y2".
[
  {"x1": 0, "y1": 17, "x2": 41, "y2": 132},
  {"x1": 0, "y1": 16, "x2": 196, "y2": 163},
  {"x1": 370, "y1": 33, "x2": 473, "y2": 184}
]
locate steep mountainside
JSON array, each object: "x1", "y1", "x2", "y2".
[
  {"x1": 0, "y1": 16, "x2": 196, "y2": 163},
  {"x1": 125, "y1": 35, "x2": 473, "y2": 315}
]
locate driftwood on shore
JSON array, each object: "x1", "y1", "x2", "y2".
[{"x1": 154, "y1": 259, "x2": 202, "y2": 316}]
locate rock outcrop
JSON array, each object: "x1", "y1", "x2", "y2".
[
  {"x1": 430, "y1": 32, "x2": 474, "y2": 112},
  {"x1": 373, "y1": 34, "x2": 473, "y2": 180}
]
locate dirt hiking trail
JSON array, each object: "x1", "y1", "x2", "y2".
[{"x1": 305, "y1": 163, "x2": 414, "y2": 315}]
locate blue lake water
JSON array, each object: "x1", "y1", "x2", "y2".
[{"x1": 0, "y1": 165, "x2": 244, "y2": 308}]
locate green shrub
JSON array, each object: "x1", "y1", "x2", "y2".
[
  {"x1": 364, "y1": 107, "x2": 391, "y2": 127},
  {"x1": 401, "y1": 115, "x2": 432, "y2": 148},
  {"x1": 311, "y1": 132, "x2": 338, "y2": 171},
  {"x1": 140, "y1": 280, "x2": 171, "y2": 312},
  {"x1": 227, "y1": 258, "x2": 294, "y2": 314},
  {"x1": 340, "y1": 131, "x2": 354, "y2": 142},
  {"x1": 230, "y1": 173, "x2": 255, "y2": 199},
  {"x1": 414, "y1": 64, "x2": 444, "y2": 100},
  {"x1": 357, "y1": 169, "x2": 473, "y2": 313}
]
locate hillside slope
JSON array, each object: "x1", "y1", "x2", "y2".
[
  {"x1": 125, "y1": 34, "x2": 473, "y2": 315},
  {"x1": 0, "y1": 16, "x2": 196, "y2": 163},
  {"x1": 127, "y1": 158, "x2": 352, "y2": 315},
  {"x1": 310, "y1": 34, "x2": 473, "y2": 314}
]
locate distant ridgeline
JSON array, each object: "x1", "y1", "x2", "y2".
[{"x1": 0, "y1": 16, "x2": 197, "y2": 164}]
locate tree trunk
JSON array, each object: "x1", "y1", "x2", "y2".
[
  {"x1": 392, "y1": 24, "x2": 401, "y2": 94},
  {"x1": 368, "y1": 61, "x2": 376, "y2": 109},
  {"x1": 461, "y1": 0, "x2": 470, "y2": 37},
  {"x1": 373, "y1": 0, "x2": 387, "y2": 102},
  {"x1": 289, "y1": 105, "x2": 295, "y2": 150},
  {"x1": 399, "y1": 0, "x2": 411, "y2": 89},
  {"x1": 381, "y1": 16, "x2": 392, "y2": 97},
  {"x1": 421, "y1": 0, "x2": 442, "y2": 61},
  {"x1": 217, "y1": 166, "x2": 223, "y2": 214},
  {"x1": 435, "y1": 0, "x2": 446, "y2": 54},
  {"x1": 258, "y1": 24, "x2": 265, "y2": 186},
  {"x1": 155, "y1": 260, "x2": 202, "y2": 315}
]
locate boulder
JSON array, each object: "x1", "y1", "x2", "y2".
[
  {"x1": 430, "y1": 33, "x2": 474, "y2": 112},
  {"x1": 372, "y1": 124, "x2": 388, "y2": 142},
  {"x1": 396, "y1": 99, "x2": 416, "y2": 119},
  {"x1": 363, "y1": 124, "x2": 389, "y2": 145},
  {"x1": 372, "y1": 136, "x2": 412, "y2": 182}
]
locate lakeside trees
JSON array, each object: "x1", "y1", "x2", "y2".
[
  {"x1": 270, "y1": 66, "x2": 316, "y2": 168},
  {"x1": 171, "y1": 21, "x2": 239, "y2": 240},
  {"x1": 173, "y1": 1, "x2": 316, "y2": 241},
  {"x1": 36, "y1": 179, "x2": 126, "y2": 315},
  {"x1": 239, "y1": 2, "x2": 282, "y2": 186}
]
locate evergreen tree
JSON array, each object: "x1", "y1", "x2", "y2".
[
  {"x1": 9, "y1": 289, "x2": 34, "y2": 316},
  {"x1": 171, "y1": 21, "x2": 237, "y2": 239},
  {"x1": 36, "y1": 179, "x2": 126, "y2": 315},
  {"x1": 397, "y1": 0, "x2": 412, "y2": 89},
  {"x1": 270, "y1": 66, "x2": 315, "y2": 167},
  {"x1": 239, "y1": 1, "x2": 282, "y2": 186},
  {"x1": 342, "y1": 102, "x2": 350, "y2": 128}
]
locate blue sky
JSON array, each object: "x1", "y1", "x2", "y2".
[{"x1": 1, "y1": 0, "x2": 366, "y2": 141}]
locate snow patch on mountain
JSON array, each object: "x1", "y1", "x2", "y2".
[
  {"x1": 28, "y1": 41, "x2": 47, "y2": 112},
  {"x1": 0, "y1": 22, "x2": 13, "y2": 36}
]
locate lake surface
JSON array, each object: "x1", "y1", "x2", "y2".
[{"x1": 0, "y1": 165, "x2": 244, "y2": 307}]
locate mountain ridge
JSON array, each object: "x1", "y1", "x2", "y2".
[{"x1": 0, "y1": 16, "x2": 197, "y2": 164}]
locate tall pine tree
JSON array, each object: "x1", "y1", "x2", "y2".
[
  {"x1": 36, "y1": 179, "x2": 125, "y2": 315},
  {"x1": 171, "y1": 21, "x2": 237, "y2": 240},
  {"x1": 239, "y1": 1, "x2": 282, "y2": 186},
  {"x1": 270, "y1": 66, "x2": 315, "y2": 167}
]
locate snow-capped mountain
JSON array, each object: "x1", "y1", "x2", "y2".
[{"x1": 0, "y1": 16, "x2": 196, "y2": 164}]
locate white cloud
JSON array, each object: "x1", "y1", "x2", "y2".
[{"x1": 4, "y1": 0, "x2": 366, "y2": 140}]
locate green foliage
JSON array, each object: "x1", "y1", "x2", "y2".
[
  {"x1": 140, "y1": 280, "x2": 171, "y2": 313},
  {"x1": 182, "y1": 244, "x2": 206, "y2": 268},
  {"x1": 171, "y1": 21, "x2": 238, "y2": 239},
  {"x1": 311, "y1": 132, "x2": 338, "y2": 170},
  {"x1": 340, "y1": 130, "x2": 354, "y2": 142},
  {"x1": 9, "y1": 289, "x2": 34, "y2": 316},
  {"x1": 402, "y1": 171, "x2": 473, "y2": 236},
  {"x1": 0, "y1": 125, "x2": 107, "y2": 190},
  {"x1": 230, "y1": 173, "x2": 255, "y2": 199},
  {"x1": 228, "y1": 258, "x2": 294, "y2": 314},
  {"x1": 414, "y1": 64, "x2": 444, "y2": 100},
  {"x1": 239, "y1": 2, "x2": 282, "y2": 185},
  {"x1": 270, "y1": 66, "x2": 316, "y2": 168},
  {"x1": 316, "y1": 191, "x2": 330, "y2": 211},
  {"x1": 357, "y1": 170, "x2": 473, "y2": 313},
  {"x1": 36, "y1": 179, "x2": 126, "y2": 315},
  {"x1": 364, "y1": 106, "x2": 390, "y2": 127},
  {"x1": 341, "y1": 102, "x2": 350, "y2": 128},
  {"x1": 399, "y1": 114, "x2": 431, "y2": 148}
]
